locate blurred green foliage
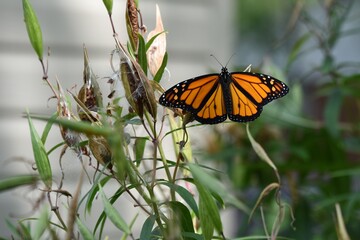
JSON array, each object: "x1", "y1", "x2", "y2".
[{"x1": 201, "y1": 0, "x2": 360, "y2": 239}]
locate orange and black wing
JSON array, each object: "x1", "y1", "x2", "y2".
[
  {"x1": 228, "y1": 72, "x2": 289, "y2": 122},
  {"x1": 159, "y1": 74, "x2": 228, "y2": 124}
]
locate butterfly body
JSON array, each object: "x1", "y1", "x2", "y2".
[{"x1": 159, "y1": 67, "x2": 289, "y2": 124}]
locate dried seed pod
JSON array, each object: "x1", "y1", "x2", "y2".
[
  {"x1": 120, "y1": 54, "x2": 144, "y2": 117},
  {"x1": 126, "y1": 0, "x2": 139, "y2": 52},
  {"x1": 88, "y1": 135, "x2": 112, "y2": 170},
  {"x1": 77, "y1": 46, "x2": 103, "y2": 122},
  {"x1": 56, "y1": 79, "x2": 87, "y2": 155},
  {"x1": 110, "y1": 45, "x2": 157, "y2": 119}
]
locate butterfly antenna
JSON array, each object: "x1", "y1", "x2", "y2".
[
  {"x1": 210, "y1": 53, "x2": 237, "y2": 68},
  {"x1": 225, "y1": 52, "x2": 237, "y2": 67},
  {"x1": 210, "y1": 54, "x2": 224, "y2": 68}
]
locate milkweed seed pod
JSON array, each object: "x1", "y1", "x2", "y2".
[
  {"x1": 57, "y1": 79, "x2": 87, "y2": 155},
  {"x1": 77, "y1": 46, "x2": 103, "y2": 122},
  {"x1": 126, "y1": 0, "x2": 139, "y2": 52},
  {"x1": 111, "y1": 44, "x2": 157, "y2": 119},
  {"x1": 88, "y1": 134, "x2": 113, "y2": 170}
]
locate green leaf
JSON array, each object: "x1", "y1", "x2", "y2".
[
  {"x1": 124, "y1": 114, "x2": 140, "y2": 124},
  {"x1": 126, "y1": 41, "x2": 137, "y2": 60},
  {"x1": 150, "y1": 227, "x2": 162, "y2": 239},
  {"x1": 321, "y1": 55, "x2": 334, "y2": 74},
  {"x1": 41, "y1": 112, "x2": 57, "y2": 144},
  {"x1": 341, "y1": 74, "x2": 360, "y2": 98},
  {"x1": 246, "y1": 124, "x2": 277, "y2": 172},
  {"x1": 85, "y1": 176, "x2": 111, "y2": 214},
  {"x1": 198, "y1": 194, "x2": 214, "y2": 240},
  {"x1": 153, "y1": 52, "x2": 168, "y2": 83},
  {"x1": 134, "y1": 137, "x2": 147, "y2": 166},
  {"x1": 145, "y1": 31, "x2": 166, "y2": 51},
  {"x1": 76, "y1": 217, "x2": 95, "y2": 240},
  {"x1": 109, "y1": 124, "x2": 130, "y2": 182},
  {"x1": 331, "y1": 167, "x2": 360, "y2": 178},
  {"x1": 158, "y1": 181, "x2": 199, "y2": 218},
  {"x1": 140, "y1": 215, "x2": 156, "y2": 240},
  {"x1": 102, "y1": 0, "x2": 113, "y2": 15},
  {"x1": 137, "y1": 34, "x2": 148, "y2": 74},
  {"x1": 98, "y1": 184, "x2": 131, "y2": 234},
  {"x1": 32, "y1": 207, "x2": 49, "y2": 240},
  {"x1": 189, "y1": 165, "x2": 222, "y2": 238},
  {"x1": 121, "y1": 214, "x2": 138, "y2": 240},
  {"x1": 286, "y1": 33, "x2": 310, "y2": 70},
  {"x1": 94, "y1": 185, "x2": 128, "y2": 238},
  {"x1": 31, "y1": 115, "x2": 112, "y2": 136},
  {"x1": 22, "y1": 0, "x2": 43, "y2": 60},
  {"x1": 324, "y1": 88, "x2": 343, "y2": 138},
  {"x1": 94, "y1": 215, "x2": 106, "y2": 240},
  {"x1": 5, "y1": 219, "x2": 22, "y2": 239},
  {"x1": 27, "y1": 112, "x2": 52, "y2": 188},
  {"x1": 168, "y1": 201, "x2": 195, "y2": 238},
  {"x1": 17, "y1": 221, "x2": 32, "y2": 239},
  {"x1": 189, "y1": 163, "x2": 249, "y2": 213},
  {"x1": 182, "y1": 232, "x2": 204, "y2": 240},
  {"x1": 0, "y1": 175, "x2": 38, "y2": 192}
]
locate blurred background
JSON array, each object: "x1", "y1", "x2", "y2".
[{"x1": 1, "y1": 0, "x2": 360, "y2": 239}]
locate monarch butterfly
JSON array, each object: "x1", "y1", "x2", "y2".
[{"x1": 159, "y1": 67, "x2": 289, "y2": 124}]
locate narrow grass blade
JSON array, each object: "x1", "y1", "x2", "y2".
[
  {"x1": 98, "y1": 184, "x2": 131, "y2": 234},
  {"x1": 32, "y1": 207, "x2": 49, "y2": 240},
  {"x1": 76, "y1": 217, "x2": 95, "y2": 240},
  {"x1": 0, "y1": 175, "x2": 38, "y2": 192},
  {"x1": 27, "y1": 112, "x2": 52, "y2": 188}
]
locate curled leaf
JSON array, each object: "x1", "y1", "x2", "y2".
[
  {"x1": 249, "y1": 182, "x2": 280, "y2": 222},
  {"x1": 246, "y1": 123, "x2": 277, "y2": 172}
]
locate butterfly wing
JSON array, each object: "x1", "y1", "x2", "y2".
[
  {"x1": 159, "y1": 74, "x2": 228, "y2": 124},
  {"x1": 228, "y1": 72, "x2": 289, "y2": 122}
]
